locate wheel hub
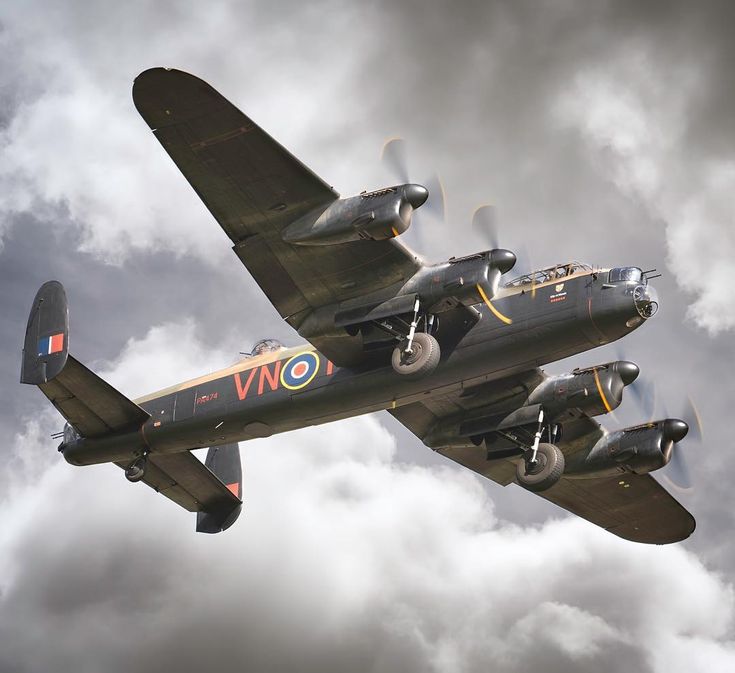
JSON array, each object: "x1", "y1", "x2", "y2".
[
  {"x1": 525, "y1": 453, "x2": 548, "y2": 476},
  {"x1": 402, "y1": 342, "x2": 422, "y2": 365}
]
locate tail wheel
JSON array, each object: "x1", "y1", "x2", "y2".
[
  {"x1": 125, "y1": 457, "x2": 147, "y2": 483},
  {"x1": 516, "y1": 443, "x2": 564, "y2": 492},
  {"x1": 391, "y1": 332, "x2": 441, "y2": 379}
]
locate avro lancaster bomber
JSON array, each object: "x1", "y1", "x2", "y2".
[{"x1": 21, "y1": 68, "x2": 695, "y2": 543}]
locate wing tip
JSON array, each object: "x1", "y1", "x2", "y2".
[
  {"x1": 609, "y1": 512, "x2": 696, "y2": 545},
  {"x1": 134, "y1": 66, "x2": 189, "y2": 83},
  {"x1": 132, "y1": 67, "x2": 219, "y2": 128}
]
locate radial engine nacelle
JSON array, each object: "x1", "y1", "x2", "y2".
[{"x1": 282, "y1": 184, "x2": 429, "y2": 245}]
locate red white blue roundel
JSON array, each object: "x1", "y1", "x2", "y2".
[{"x1": 280, "y1": 351, "x2": 320, "y2": 390}]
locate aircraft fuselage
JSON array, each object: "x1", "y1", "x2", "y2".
[{"x1": 60, "y1": 269, "x2": 644, "y2": 467}]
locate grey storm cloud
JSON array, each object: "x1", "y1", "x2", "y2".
[{"x1": 2, "y1": 0, "x2": 735, "y2": 671}]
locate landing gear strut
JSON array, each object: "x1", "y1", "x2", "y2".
[
  {"x1": 508, "y1": 407, "x2": 565, "y2": 492},
  {"x1": 125, "y1": 456, "x2": 147, "y2": 483},
  {"x1": 389, "y1": 298, "x2": 441, "y2": 379}
]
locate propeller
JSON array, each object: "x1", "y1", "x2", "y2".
[
  {"x1": 614, "y1": 346, "x2": 656, "y2": 420},
  {"x1": 380, "y1": 139, "x2": 521, "y2": 299},
  {"x1": 661, "y1": 396, "x2": 704, "y2": 492},
  {"x1": 665, "y1": 434, "x2": 692, "y2": 491},
  {"x1": 381, "y1": 136, "x2": 409, "y2": 183},
  {"x1": 471, "y1": 204, "x2": 537, "y2": 302},
  {"x1": 471, "y1": 204, "x2": 499, "y2": 249},
  {"x1": 612, "y1": 348, "x2": 702, "y2": 491},
  {"x1": 381, "y1": 138, "x2": 446, "y2": 225},
  {"x1": 659, "y1": 412, "x2": 690, "y2": 492},
  {"x1": 626, "y1": 375, "x2": 657, "y2": 421},
  {"x1": 681, "y1": 395, "x2": 704, "y2": 443},
  {"x1": 512, "y1": 242, "x2": 536, "y2": 279}
]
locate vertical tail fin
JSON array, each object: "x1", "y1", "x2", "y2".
[
  {"x1": 20, "y1": 281, "x2": 149, "y2": 438},
  {"x1": 20, "y1": 281, "x2": 69, "y2": 385},
  {"x1": 196, "y1": 443, "x2": 243, "y2": 533}
]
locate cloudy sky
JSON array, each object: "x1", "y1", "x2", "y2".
[{"x1": 2, "y1": 1, "x2": 735, "y2": 671}]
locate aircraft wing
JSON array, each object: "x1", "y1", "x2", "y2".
[
  {"x1": 388, "y1": 370, "x2": 695, "y2": 544},
  {"x1": 133, "y1": 68, "x2": 422, "y2": 365}
]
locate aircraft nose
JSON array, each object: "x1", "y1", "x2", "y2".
[
  {"x1": 663, "y1": 419, "x2": 689, "y2": 443},
  {"x1": 634, "y1": 284, "x2": 659, "y2": 319},
  {"x1": 404, "y1": 184, "x2": 429, "y2": 209},
  {"x1": 616, "y1": 361, "x2": 640, "y2": 386}
]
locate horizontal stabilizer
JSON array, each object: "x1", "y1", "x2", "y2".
[
  {"x1": 118, "y1": 444, "x2": 243, "y2": 534},
  {"x1": 37, "y1": 356, "x2": 150, "y2": 438}
]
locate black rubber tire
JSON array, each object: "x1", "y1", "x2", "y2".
[
  {"x1": 391, "y1": 333, "x2": 441, "y2": 379},
  {"x1": 125, "y1": 457, "x2": 147, "y2": 483},
  {"x1": 516, "y1": 443, "x2": 564, "y2": 492}
]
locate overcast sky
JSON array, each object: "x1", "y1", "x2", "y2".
[{"x1": 2, "y1": 1, "x2": 735, "y2": 671}]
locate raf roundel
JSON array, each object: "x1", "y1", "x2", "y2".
[{"x1": 280, "y1": 351, "x2": 321, "y2": 390}]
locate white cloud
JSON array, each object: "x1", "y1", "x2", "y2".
[
  {"x1": 0, "y1": 0, "x2": 374, "y2": 264},
  {"x1": 511, "y1": 602, "x2": 625, "y2": 658},
  {"x1": 95, "y1": 317, "x2": 235, "y2": 399}
]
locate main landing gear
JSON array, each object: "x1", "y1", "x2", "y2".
[
  {"x1": 125, "y1": 455, "x2": 148, "y2": 483},
  {"x1": 392, "y1": 332, "x2": 441, "y2": 378},
  {"x1": 516, "y1": 442, "x2": 565, "y2": 492},
  {"x1": 513, "y1": 408, "x2": 565, "y2": 492},
  {"x1": 384, "y1": 297, "x2": 441, "y2": 379}
]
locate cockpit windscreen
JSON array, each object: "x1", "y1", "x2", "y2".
[{"x1": 504, "y1": 261, "x2": 592, "y2": 289}]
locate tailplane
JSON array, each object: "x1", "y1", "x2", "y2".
[{"x1": 21, "y1": 282, "x2": 241, "y2": 534}]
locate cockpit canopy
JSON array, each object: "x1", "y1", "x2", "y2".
[
  {"x1": 504, "y1": 261, "x2": 593, "y2": 289},
  {"x1": 249, "y1": 338, "x2": 284, "y2": 356}
]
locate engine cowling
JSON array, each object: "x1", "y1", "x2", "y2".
[
  {"x1": 565, "y1": 419, "x2": 688, "y2": 478},
  {"x1": 527, "y1": 361, "x2": 640, "y2": 418},
  {"x1": 281, "y1": 184, "x2": 428, "y2": 245},
  {"x1": 401, "y1": 249, "x2": 517, "y2": 311}
]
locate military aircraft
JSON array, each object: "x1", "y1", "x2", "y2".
[{"x1": 21, "y1": 68, "x2": 696, "y2": 543}]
